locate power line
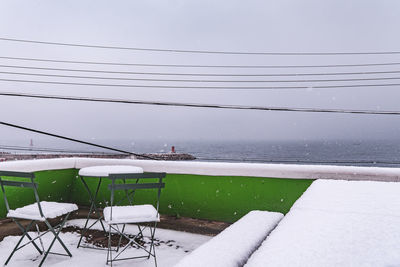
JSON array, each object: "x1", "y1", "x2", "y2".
[
  {"x1": 3, "y1": 64, "x2": 400, "y2": 77},
  {"x1": 1, "y1": 37, "x2": 400, "y2": 55},
  {"x1": 2, "y1": 55, "x2": 400, "y2": 68},
  {"x1": 0, "y1": 144, "x2": 105, "y2": 154},
  {"x1": 195, "y1": 156, "x2": 400, "y2": 165},
  {"x1": 1, "y1": 92, "x2": 400, "y2": 115},
  {"x1": 1, "y1": 77, "x2": 400, "y2": 89},
  {"x1": 4, "y1": 70, "x2": 400, "y2": 83},
  {"x1": 0, "y1": 120, "x2": 157, "y2": 160}
]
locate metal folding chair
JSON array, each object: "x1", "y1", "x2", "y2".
[
  {"x1": 0, "y1": 171, "x2": 78, "y2": 267},
  {"x1": 104, "y1": 172, "x2": 166, "y2": 266}
]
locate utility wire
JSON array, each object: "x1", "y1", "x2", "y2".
[
  {"x1": 3, "y1": 64, "x2": 400, "y2": 77},
  {"x1": 1, "y1": 92, "x2": 400, "y2": 115},
  {"x1": 1, "y1": 37, "x2": 400, "y2": 55},
  {"x1": 1, "y1": 77, "x2": 400, "y2": 89},
  {"x1": 0, "y1": 144, "x2": 106, "y2": 154},
  {"x1": 0, "y1": 120, "x2": 157, "y2": 160},
  {"x1": 3, "y1": 55, "x2": 400, "y2": 68},
  {"x1": 195, "y1": 156, "x2": 400, "y2": 165},
  {"x1": 4, "y1": 70, "x2": 400, "y2": 83}
]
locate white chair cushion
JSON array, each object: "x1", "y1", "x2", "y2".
[
  {"x1": 7, "y1": 201, "x2": 78, "y2": 221},
  {"x1": 104, "y1": 204, "x2": 159, "y2": 224},
  {"x1": 79, "y1": 165, "x2": 144, "y2": 177}
]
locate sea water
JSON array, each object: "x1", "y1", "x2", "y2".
[
  {"x1": 117, "y1": 139, "x2": 400, "y2": 167},
  {"x1": 3, "y1": 139, "x2": 400, "y2": 167}
]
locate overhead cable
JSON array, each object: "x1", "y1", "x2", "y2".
[
  {"x1": 2, "y1": 64, "x2": 400, "y2": 77},
  {"x1": 0, "y1": 120, "x2": 157, "y2": 160},
  {"x1": 2, "y1": 55, "x2": 400, "y2": 68},
  {"x1": 195, "y1": 156, "x2": 400, "y2": 165},
  {"x1": 1, "y1": 37, "x2": 400, "y2": 55},
  {"x1": 1, "y1": 92, "x2": 400, "y2": 115},
  {"x1": 3, "y1": 70, "x2": 400, "y2": 83},
  {"x1": 1, "y1": 77, "x2": 400, "y2": 89},
  {"x1": 0, "y1": 144, "x2": 104, "y2": 154}
]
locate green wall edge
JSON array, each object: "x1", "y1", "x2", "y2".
[{"x1": 1, "y1": 169, "x2": 314, "y2": 223}]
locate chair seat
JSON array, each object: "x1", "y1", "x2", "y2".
[
  {"x1": 103, "y1": 204, "x2": 159, "y2": 224},
  {"x1": 7, "y1": 201, "x2": 78, "y2": 221}
]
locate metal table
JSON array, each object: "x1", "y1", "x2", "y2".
[{"x1": 76, "y1": 165, "x2": 144, "y2": 249}]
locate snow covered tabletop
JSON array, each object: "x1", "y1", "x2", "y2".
[
  {"x1": 245, "y1": 179, "x2": 400, "y2": 267},
  {"x1": 78, "y1": 165, "x2": 144, "y2": 177},
  {"x1": 175, "y1": 210, "x2": 283, "y2": 267}
]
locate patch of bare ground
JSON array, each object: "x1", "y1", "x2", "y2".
[{"x1": 0, "y1": 207, "x2": 230, "y2": 243}]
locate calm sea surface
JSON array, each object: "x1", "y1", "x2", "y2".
[
  {"x1": 4, "y1": 139, "x2": 400, "y2": 167},
  {"x1": 116, "y1": 139, "x2": 400, "y2": 167}
]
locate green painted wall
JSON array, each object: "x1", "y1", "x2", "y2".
[
  {"x1": 1, "y1": 169, "x2": 313, "y2": 222},
  {"x1": 0, "y1": 169, "x2": 76, "y2": 218},
  {"x1": 70, "y1": 174, "x2": 313, "y2": 222}
]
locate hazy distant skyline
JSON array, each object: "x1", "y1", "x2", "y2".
[{"x1": 1, "y1": 0, "x2": 400, "y2": 148}]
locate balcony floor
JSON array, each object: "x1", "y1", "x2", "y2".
[{"x1": 0, "y1": 219, "x2": 211, "y2": 267}]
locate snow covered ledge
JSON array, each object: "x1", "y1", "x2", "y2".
[
  {"x1": 0, "y1": 158, "x2": 400, "y2": 181},
  {"x1": 175, "y1": 210, "x2": 283, "y2": 267},
  {"x1": 244, "y1": 179, "x2": 400, "y2": 267}
]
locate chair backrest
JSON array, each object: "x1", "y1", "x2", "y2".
[
  {"x1": 107, "y1": 172, "x2": 166, "y2": 219},
  {"x1": 0, "y1": 171, "x2": 44, "y2": 217}
]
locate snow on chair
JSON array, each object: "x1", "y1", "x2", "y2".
[
  {"x1": 0, "y1": 171, "x2": 78, "y2": 267},
  {"x1": 104, "y1": 171, "x2": 166, "y2": 266}
]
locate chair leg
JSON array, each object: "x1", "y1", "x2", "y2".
[
  {"x1": 4, "y1": 220, "x2": 36, "y2": 265},
  {"x1": 137, "y1": 225, "x2": 144, "y2": 240},
  {"x1": 153, "y1": 244, "x2": 158, "y2": 267},
  {"x1": 105, "y1": 222, "x2": 159, "y2": 266},
  {"x1": 38, "y1": 229, "x2": 59, "y2": 267},
  {"x1": 109, "y1": 224, "x2": 148, "y2": 259},
  {"x1": 35, "y1": 224, "x2": 45, "y2": 252},
  {"x1": 107, "y1": 224, "x2": 113, "y2": 266},
  {"x1": 14, "y1": 219, "x2": 43, "y2": 255},
  {"x1": 39, "y1": 214, "x2": 72, "y2": 267},
  {"x1": 44, "y1": 213, "x2": 72, "y2": 256},
  {"x1": 148, "y1": 221, "x2": 158, "y2": 267},
  {"x1": 148, "y1": 227, "x2": 153, "y2": 259},
  {"x1": 115, "y1": 224, "x2": 125, "y2": 253}
]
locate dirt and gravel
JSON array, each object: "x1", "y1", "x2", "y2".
[{"x1": 0, "y1": 207, "x2": 230, "y2": 243}]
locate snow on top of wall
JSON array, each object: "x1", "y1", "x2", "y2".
[
  {"x1": 75, "y1": 158, "x2": 400, "y2": 181},
  {"x1": 245, "y1": 179, "x2": 400, "y2": 267},
  {"x1": 0, "y1": 157, "x2": 400, "y2": 181},
  {"x1": 0, "y1": 158, "x2": 75, "y2": 172}
]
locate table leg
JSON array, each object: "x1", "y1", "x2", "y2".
[{"x1": 77, "y1": 177, "x2": 106, "y2": 249}]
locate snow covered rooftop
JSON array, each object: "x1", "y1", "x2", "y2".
[
  {"x1": 3, "y1": 178, "x2": 400, "y2": 266},
  {"x1": 245, "y1": 179, "x2": 400, "y2": 267},
  {"x1": 0, "y1": 219, "x2": 210, "y2": 267}
]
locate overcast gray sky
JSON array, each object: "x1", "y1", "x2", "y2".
[{"x1": 1, "y1": 0, "x2": 400, "y2": 147}]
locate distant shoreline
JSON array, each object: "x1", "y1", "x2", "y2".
[{"x1": 0, "y1": 152, "x2": 196, "y2": 162}]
